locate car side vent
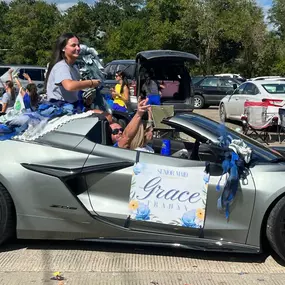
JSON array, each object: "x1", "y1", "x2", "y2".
[{"x1": 64, "y1": 175, "x2": 88, "y2": 196}]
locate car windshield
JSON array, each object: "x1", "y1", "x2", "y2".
[
  {"x1": 178, "y1": 114, "x2": 284, "y2": 162},
  {"x1": 192, "y1": 76, "x2": 204, "y2": 84},
  {"x1": 262, "y1": 84, "x2": 285, "y2": 93}
]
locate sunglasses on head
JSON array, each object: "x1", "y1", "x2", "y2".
[{"x1": 112, "y1": 128, "x2": 123, "y2": 135}]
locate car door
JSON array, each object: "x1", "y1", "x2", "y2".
[
  {"x1": 83, "y1": 128, "x2": 255, "y2": 243},
  {"x1": 131, "y1": 147, "x2": 255, "y2": 243},
  {"x1": 83, "y1": 142, "x2": 207, "y2": 237},
  {"x1": 81, "y1": 144, "x2": 136, "y2": 227},
  {"x1": 226, "y1": 83, "x2": 247, "y2": 119},
  {"x1": 234, "y1": 83, "x2": 261, "y2": 118},
  {"x1": 219, "y1": 78, "x2": 238, "y2": 99},
  {"x1": 198, "y1": 77, "x2": 223, "y2": 105}
]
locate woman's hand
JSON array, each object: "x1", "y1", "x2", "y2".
[
  {"x1": 90, "y1": 79, "x2": 101, "y2": 88},
  {"x1": 23, "y1": 73, "x2": 31, "y2": 80},
  {"x1": 111, "y1": 89, "x2": 117, "y2": 99},
  {"x1": 8, "y1": 69, "x2": 14, "y2": 74},
  {"x1": 137, "y1": 98, "x2": 150, "y2": 117}
]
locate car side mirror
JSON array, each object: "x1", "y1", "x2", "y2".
[{"x1": 233, "y1": 83, "x2": 238, "y2": 90}]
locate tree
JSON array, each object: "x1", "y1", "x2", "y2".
[
  {"x1": 3, "y1": 0, "x2": 61, "y2": 65},
  {"x1": 104, "y1": 18, "x2": 149, "y2": 61},
  {"x1": 55, "y1": 2, "x2": 96, "y2": 46},
  {"x1": 0, "y1": 1, "x2": 9, "y2": 62},
  {"x1": 269, "y1": 0, "x2": 285, "y2": 39}
]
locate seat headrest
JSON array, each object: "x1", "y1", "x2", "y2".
[{"x1": 102, "y1": 120, "x2": 114, "y2": 146}]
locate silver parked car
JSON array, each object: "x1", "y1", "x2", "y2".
[
  {"x1": 1, "y1": 112, "x2": 285, "y2": 262},
  {"x1": 0, "y1": 65, "x2": 46, "y2": 95}
]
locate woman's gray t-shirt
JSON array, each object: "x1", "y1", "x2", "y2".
[
  {"x1": 47, "y1": 60, "x2": 80, "y2": 103},
  {"x1": 142, "y1": 80, "x2": 159, "y2": 96},
  {"x1": 2, "y1": 92, "x2": 15, "y2": 109}
]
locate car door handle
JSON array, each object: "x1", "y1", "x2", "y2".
[{"x1": 235, "y1": 98, "x2": 239, "y2": 100}]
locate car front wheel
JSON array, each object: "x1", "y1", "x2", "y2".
[
  {"x1": 219, "y1": 103, "x2": 227, "y2": 122},
  {"x1": 194, "y1": 95, "x2": 204, "y2": 109},
  {"x1": 0, "y1": 184, "x2": 15, "y2": 245},
  {"x1": 266, "y1": 196, "x2": 285, "y2": 262}
]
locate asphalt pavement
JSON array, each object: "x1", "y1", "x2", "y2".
[
  {"x1": 1, "y1": 240, "x2": 285, "y2": 285},
  {"x1": 194, "y1": 106, "x2": 283, "y2": 146},
  {"x1": 1, "y1": 106, "x2": 285, "y2": 285}
]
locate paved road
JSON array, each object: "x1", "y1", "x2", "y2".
[
  {"x1": 1, "y1": 106, "x2": 285, "y2": 285},
  {"x1": 1, "y1": 239, "x2": 285, "y2": 285},
  {"x1": 195, "y1": 106, "x2": 283, "y2": 145},
  {"x1": 194, "y1": 106, "x2": 242, "y2": 130}
]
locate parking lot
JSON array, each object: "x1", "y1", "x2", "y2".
[
  {"x1": 1, "y1": 107, "x2": 285, "y2": 285},
  {"x1": 1, "y1": 239, "x2": 285, "y2": 285}
]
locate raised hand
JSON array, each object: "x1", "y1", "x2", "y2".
[
  {"x1": 23, "y1": 73, "x2": 30, "y2": 80},
  {"x1": 137, "y1": 98, "x2": 150, "y2": 117}
]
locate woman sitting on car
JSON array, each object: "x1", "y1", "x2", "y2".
[
  {"x1": 0, "y1": 80, "x2": 15, "y2": 115},
  {"x1": 9, "y1": 69, "x2": 39, "y2": 111},
  {"x1": 45, "y1": 33, "x2": 100, "y2": 107},
  {"x1": 110, "y1": 70, "x2": 129, "y2": 112}
]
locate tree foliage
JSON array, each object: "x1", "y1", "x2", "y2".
[{"x1": 0, "y1": 0, "x2": 284, "y2": 77}]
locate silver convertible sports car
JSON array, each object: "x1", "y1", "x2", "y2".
[{"x1": 1, "y1": 112, "x2": 285, "y2": 262}]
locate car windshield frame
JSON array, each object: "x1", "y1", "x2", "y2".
[
  {"x1": 176, "y1": 114, "x2": 284, "y2": 163},
  {"x1": 262, "y1": 83, "x2": 285, "y2": 94}
]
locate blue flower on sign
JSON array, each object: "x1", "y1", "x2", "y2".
[
  {"x1": 133, "y1": 163, "x2": 144, "y2": 175},
  {"x1": 136, "y1": 203, "x2": 150, "y2": 221},
  {"x1": 181, "y1": 210, "x2": 199, "y2": 228}
]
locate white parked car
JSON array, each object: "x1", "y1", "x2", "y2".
[
  {"x1": 219, "y1": 80, "x2": 285, "y2": 122},
  {"x1": 215, "y1": 73, "x2": 246, "y2": 82},
  {"x1": 249, "y1": 76, "x2": 282, "y2": 81}
]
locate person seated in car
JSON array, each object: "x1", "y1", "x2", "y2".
[
  {"x1": 141, "y1": 70, "x2": 164, "y2": 105},
  {"x1": 110, "y1": 70, "x2": 129, "y2": 112},
  {"x1": 110, "y1": 123, "x2": 124, "y2": 146},
  {"x1": 129, "y1": 107, "x2": 154, "y2": 153},
  {"x1": 129, "y1": 121, "x2": 154, "y2": 153},
  {"x1": 111, "y1": 98, "x2": 150, "y2": 148}
]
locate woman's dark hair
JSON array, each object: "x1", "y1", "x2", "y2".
[
  {"x1": 145, "y1": 72, "x2": 151, "y2": 86},
  {"x1": 45, "y1": 32, "x2": 79, "y2": 88},
  {"x1": 116, "y1": 70, "x2": 129, "y2": 94},
  {"x1": 26, "y1": 83, "x2": 39, "y2": 107},
  {"x1": 5, "y1": 80, "x2": 15, "y2": 101}
]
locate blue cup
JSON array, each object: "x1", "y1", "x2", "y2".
[{"x1": 161, "y1": 139, "x2": 171, "y2": 156}]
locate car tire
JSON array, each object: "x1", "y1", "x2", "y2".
[
  {"x1": 0, "y1": 183, "x2": 15, "y2": 245},
  {"x1": 194, "y1": 95, "x2": 204, "y2": 109},
  {"x1": 219, "y1": 103, "x2": 227, "y2": 122},
  {"x1": 266, "y1": 196, "x2": 285, "y2": 261}
]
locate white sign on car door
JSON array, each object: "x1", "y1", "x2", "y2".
[{"x1": 128, "y1": 162, "x2": 208, "y2": 228}]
